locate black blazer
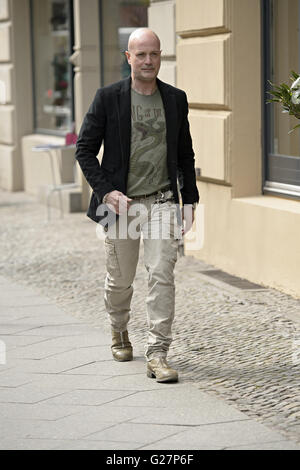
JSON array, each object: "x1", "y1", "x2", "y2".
[{"x1": 75, "y1": 76, "x2": 199, "y2": 224}]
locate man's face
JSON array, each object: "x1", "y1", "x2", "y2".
[{"x1": 126, "y1": 34, "x2": 161, "y2": 82}]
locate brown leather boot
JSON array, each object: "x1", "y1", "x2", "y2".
[
  {"x1": 147, "y1": 357, "x2": 178, "y2": 383},
  {"x1": 111, "y1": 329, "x2": 133, "y2": 362}
]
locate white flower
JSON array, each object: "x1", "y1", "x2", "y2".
[
  {"x1": 292, "y1": 89, "x2": 300, "y2": 105},
  {"x1": 291, "y1": 76, "x2": 300, "y2": 89}
]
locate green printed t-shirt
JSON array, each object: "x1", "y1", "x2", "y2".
[{"x1": 126, "y1": 88, "x2": 171, "y2": 198}]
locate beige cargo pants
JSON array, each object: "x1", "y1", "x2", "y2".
[{"x1": 103, "y1": 190, "x2": 181, "y2": 361}]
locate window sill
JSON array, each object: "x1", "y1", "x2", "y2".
[{"x1": 232, "y1": 194, "x2": 300, "y2": 215}]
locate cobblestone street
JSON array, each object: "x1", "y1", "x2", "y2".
[{"x1": 0, "y1": 189, "x2": 300, "y2": 445}]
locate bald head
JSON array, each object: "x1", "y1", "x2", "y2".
[
  {"x1": 127, "y1": 28, "x2": 160, "y2": 52},
  {"x1": 125, "y1": 28, "x2": 161, "y2": 88}
]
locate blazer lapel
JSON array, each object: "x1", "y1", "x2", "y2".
[
  {"x1": 117, "y1": 77, "x2": 132, "y2": 171},
  {"x1": 157, "y1": 78, "x2": 177, "y2": 164}
]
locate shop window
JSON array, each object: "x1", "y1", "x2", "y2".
[
  {"x1": 99, "y1": 0, "x2": 150, "y2": 87},
  {"x1": 30, "y1": 0, "x2": 74, "y2": 135},
  {"x1": 263, "y1": 0, "x2": 300, "y2": 198}
]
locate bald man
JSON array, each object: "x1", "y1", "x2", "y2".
[{"x1": 76, "y1": 28, "x2": 199, "y2": 383}]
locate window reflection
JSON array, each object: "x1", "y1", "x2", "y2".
[
  {"x1": 270, "y1": 0, "x2": 300, "y2": 157},
  {"x1": 31, "y1": 0, "x2": 74, "y2": 134}
]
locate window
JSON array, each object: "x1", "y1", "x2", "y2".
[
  {"x1": 263, "y1": 0, "x2": 300, "y2": 198},
  {"x1": 99, "y1": 0, "x2": 150, "y2": 87},
  {"x1": 30, "y1": 0, "x2": 74, "y2": 135}
]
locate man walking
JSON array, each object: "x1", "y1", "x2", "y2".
[{"x1": 76, "y1": 28, "x2": 199, "y2": 383}]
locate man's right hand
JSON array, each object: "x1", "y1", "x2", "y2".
[{"x1": 104, "y1": 190, "x2": 132, "y2": 215}]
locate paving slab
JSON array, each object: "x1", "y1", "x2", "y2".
[
  {"x1": 130, "y1": 402, "x2": 248, "y2": 426},
  {"x1": 0, "y1": 402, "x2": 87, "y2": 421},
  {"x1": 4, "y1": 350, "x2": 109, "y2": 375},
  {"x1": 53, "y1": 439, "x2": 143, "y2": 450},
  {"x1": 83, "y1": 422, "x2": 191, "y2": 445},
  {"x1": 0, "y1": 372, "x2": 36, "y2": 388},
  {"x1": 3, "y1": 332, "x2": 110, "y2": 351},
  {"x1": 1, "y1": 335, "x2": 53, "y2": 351},
  {"x1": 43, "y1": 389, "x2": 139, "y2": 407},
  {"x1": 140, "y1": 420, "x2": 297, "y2": 450},
  {"x1": 102, "y1": 384, "x2": 244, "y2": 411},
  {"x1": 1, "y1": 324, "x2": 43, "y2": 335},
  {"x1": 0, "y1": 417, "x2": 115, "y2": 441},
  {"x1": 93, "y1": 372, "x2": 180, "y2": 391},
  {"x1": 0, "y1": 383, "x2": 67, "y2": 405},
  {"x1": 0, "y1": 439, "x2": 76, "y2": 450},
  {"x1": 0, "y1": 294, "x2": 57, "y2": 307},
  {"x1": 1, "y1": 310, "x2": 83, "y2": 325},
  {"x1": 63, "y1": 357, "x2": 147, "y2": 376},
  {"x1": 13, "y1": 324, "x2": 96, "y2": 337},
  {"x1": 21, "y1": 372, "x2": 114, "y2": 391},
  {"x1": 227, "y1": 441, "x2": 300, "y2": 450},
  {"x1": 62, "y1": 405, "x2": 167, "y2": 424},
  {"x1": 8, "y1": 342, "x2": 111, "y2": 361}
]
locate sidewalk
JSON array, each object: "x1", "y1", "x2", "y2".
[{"x1": 0, "y1": 275, "x2": 299, "y2": 450}]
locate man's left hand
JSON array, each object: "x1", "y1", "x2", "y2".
[{"x1": 181, "y1": 205, "x2": 195, "y2": 236}]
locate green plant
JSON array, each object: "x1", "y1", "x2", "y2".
[{"x1": 267, "y1": 70, "x2": 300, "y2": 134}]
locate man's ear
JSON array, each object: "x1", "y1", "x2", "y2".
[{"x1": 125, "y1": 51, "x2": 131, "y2": 64}]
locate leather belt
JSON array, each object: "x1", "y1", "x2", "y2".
[{"x1": 129, "y1": 185, "x2": 172, "y2": 200}]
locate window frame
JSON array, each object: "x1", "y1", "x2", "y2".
[
  {"x1": 30, "y1": 0, "x2": 75, "y2": 137},
  {"x1": 262, "y1": 0, "x2": 300, "y2": 200}
]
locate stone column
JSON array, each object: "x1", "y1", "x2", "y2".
[
  {"x1": 0, "y1": 0, "x2": 33, "y2": 191},
  {"x1": 148, "y1": 0, "x2": 176, "y2": 86},
  {"x1": 70, "y1": 0, "x2": 101, "y2": 210}
]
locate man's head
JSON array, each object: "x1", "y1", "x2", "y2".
[{"x1": 125, "y1": 28, "x2": 161, "y2": 83}]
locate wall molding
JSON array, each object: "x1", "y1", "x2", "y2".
[
  {"x1": 189, "y1": 103, "x2": 231, "y2": 112},
  {"x1": 177, "y1": 26, "x2": 231, "y2": 38}
]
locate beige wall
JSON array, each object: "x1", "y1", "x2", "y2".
[
  {"x1": 70, "y1": 0, "x2": 101, "y2": 209},
  {"x1": 177, "y1": 0, "x2": 300, "y2": 298},
  {"x1": 149, "y1": 0, "x2": 176, "y2": 86},
  {"x1": 177, "y1": 0, "x2": 261, "y2": 193},
  {"x1": 0, "y1": 0, "x2": 33, "y2": 191},
  {"x1": 199, "y1": 185, "x2": 300, "y2": 297}
]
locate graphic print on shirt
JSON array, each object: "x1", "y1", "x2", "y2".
[
  {"x1": 131, "y1": 117, "x2": 164, "y2": 183},
  {"x1": 127, "y1": 89, "x2": 170, "y2": 198}
]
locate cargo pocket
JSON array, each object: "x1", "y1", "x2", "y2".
[{"x1": 104, "y1": 240, "x2": 121, "y2": 278}]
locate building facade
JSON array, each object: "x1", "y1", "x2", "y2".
[{"x1": 0, "y1": 0, "x2": 300, "y2": 297}]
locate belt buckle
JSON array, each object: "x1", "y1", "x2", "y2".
[{"x1": 155, "y1": 190, "x2": 166, "y2": 204}]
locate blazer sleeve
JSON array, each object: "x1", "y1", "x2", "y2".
[
  {"x1": 75, "y1": 88, "x2": 115, "y2": 203},
  {"x1": 177, "y1": 92, "x2": 199, "y2": 205}
]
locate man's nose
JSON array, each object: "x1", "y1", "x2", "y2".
[{"x1": 145, "y1": 54, "x2": 152, "y2": 64}]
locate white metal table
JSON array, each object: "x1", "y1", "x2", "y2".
[{"x1": 32, "y1": 144, "x2": 79, "y2": 221}]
